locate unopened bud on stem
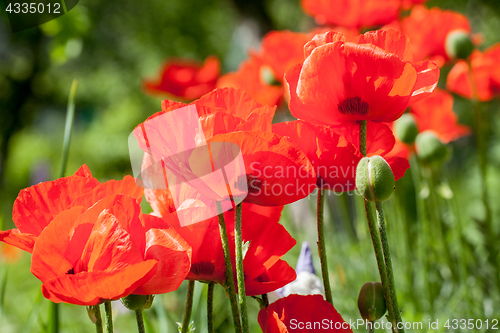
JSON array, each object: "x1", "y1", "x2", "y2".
[{"x1": 356, "y1": 156, "x2": 395, "y2": 202}]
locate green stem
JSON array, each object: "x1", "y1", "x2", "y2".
[
  {"x1": 216, "y1": 202, "x2": 242, "y2": 333},
  {"x1": 364, "y1": 200, "x2": 396, "y2": 331},
  {"x1": 207, "y1": 282, "x2": 214, "y2": 333},
  {"x1": 181, "y1": 281, "x2": 195, "y2": 333},
  {"x1": 93, "y1": 305, "x2": 103, "y2": 333},
  {"x1": 234, "y1": 203, "x2": 249, "y2": 333},
  {"x1": 48, "y1": 302, "x2": 59, "y2": 333},
  {"x1": 359, "y1": 120, "x2": 367, "y2": 157},
  {"x1": 316, "y1": 188, "x2": 333, "y2": 305},
  {"x1": 104, "y1": 301, "x2": 113, "y2": 333},
  {"x1": 358, "y1": 120, "x2": 398, "y2": 332},
  {"x1": 375, "y1": 201, "x2": 404, "y2": 333},
  {"x1": 135, "y1": 309, "x2": 145, "y2": 333},
  {"x1": 261, "y1": 294, "x2": 269, "y2": 308}
]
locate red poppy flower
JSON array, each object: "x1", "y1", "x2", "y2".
[
  {"x1": 30, "y1": 195, "x2": 191, "y2": 306},
  {"x1": 285, "y1": 30, "x2": 439, "y2": 126},
  {"x1": 0, "y1": 165, "x2": 143, "y2": 253},
  {"x1": 134, "y1": 88, "x2": 317, "y2": 207},
  {"x1": 301, "y1": 0, "x2": 401, "y2": 29},
  {"x1": 446, "y1": 44, "x2": 500, "y2": 101},
  {"x1": 143, "y1": 56, "x2": 220, "y2": 101},
  {"x1": 410, "y1": 89, "x2": 470, "y2": 143},
  {"x1": 258, "y1": 294, "x2": 353, "y2": 333},
  {"x1": 272, "y1": 121, "x2": 359, "y2": 191},
  {"x1": 397, "y1": 5, "x2": 471, "y2": 66},
  {"x1": 156, "y1": 202, "x2": 296, "y2": 296}
]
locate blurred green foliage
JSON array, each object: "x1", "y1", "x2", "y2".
[{"x1": 1, "y1": 0, "x2": 500, "y2": 332}]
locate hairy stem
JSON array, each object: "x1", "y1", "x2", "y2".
[
  {"x1": 181, "y1": 281, "x2": 195, "y2": 333},
  {"x1": 104, "y1": 301, "x2": 113, "y2": 333},
  {"x1": 234, "y1": 203, "x2": 249, "y2": 333},
  {"x1": 317, "y1": 188, "x2": 333, "y2": 304},
  {"x1": 376, "y1": 201, "x2": 405, "y2": 333},
  {"x1": 216, "y1": 202, "x2": 242, "y2": 333},
  {"x1": 207, "y1": 282, "x2": 214, "y2": 333},
  {"x1": 135, "y1": 309, "x2": 145, "y2": 333}
]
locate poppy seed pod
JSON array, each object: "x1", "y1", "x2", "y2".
[
  {"x1": 356, "y1": 156, "x2": 395, "y2": 202},
  {"x1": 121, "y1": 294, "x2": 150, "y2": 311},
  {"x1": 357, "y1": 282, "x2": 387, "y2": 322},
  {"x1": 415, "y1": 131, "x2": 450, "y2": 165},
  {"x1": 394, "y1": 114, "x2": 419, "y2": 144},
  {"x1": 446, "y1": 30, "x2": 474, "y2": 60}
]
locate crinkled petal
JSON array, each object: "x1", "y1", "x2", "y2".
[{"x1": 41, "y1": 260, "x2": 158, "y2": 306}]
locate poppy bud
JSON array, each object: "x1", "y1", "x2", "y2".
[
  {"x1": 445, "y1": 30, "x2": 474, "y2": 60},
  {"x1": 356, "y1": 156, "x2": 395, "y2": 202},
  {"x1": 121, "y1": 294, "x2": 150, "y2": 311},
  {"x1": 415, "y1": 131, "x2": 449, "y2": 165},
  {"x1": 394, "y1": 114, "x2": 418, "y2": 144},
  {"x1": 357, "y1": 282, "x2": 387, "y2": 322},
  {"x1": 87, "y1": 306, "x2": 98, "y2": 323}
]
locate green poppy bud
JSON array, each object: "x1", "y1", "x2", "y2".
[
  {"x1": 357, "y1": 282, "x2": 387, "y2": 322},
  {"x1": 121, "y1": 294, "x2": 150, "y2": 311},
  {"x1": 87, "y1": 306, "x2": 98, "y2": 323},
  {"x1": 415, "y1": 131, "x2": 449, "y2": 165},
  {"x1": 394, "y1": 114, "x2": 418, "y2": 144},
  {"x1": 142, "y1": 295, "x2": 155, "y2": 310},
  {"x1": 356, "y1": 156, "x2": 395, "y2": 202},
  {"x1": 445, "y1": 30, "x2": 474, "y2": 60}
]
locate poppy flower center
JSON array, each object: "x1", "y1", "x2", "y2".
[
  {"x1": 66, "y1": 268, "x2": 75, "y2": 275},
  {"x1": 234, "y1": 174, "x2": 262, "y2": 194},
  {"x1": 190, "y1": 261, "x2": 215, "y2": 276},
  {"x1": 338, "y1": 97, "x2": 369, "y2": 116}
]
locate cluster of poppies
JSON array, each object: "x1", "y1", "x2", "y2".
[{"x1": 4, "y1": 0, "x2": 499, "y2": 331}]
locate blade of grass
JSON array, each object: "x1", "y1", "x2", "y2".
[{"x1": 48, "y1": 79, "x2": 78, "y2": 333}]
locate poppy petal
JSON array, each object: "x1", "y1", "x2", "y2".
[
  {"x1": 0, "y1": 229, "x2": 37, "y2": 253},
  {"x1": 71, "y1": 176, "x2": 144, "y2": 209},
  {"x1": 245, "y1": 260, "x2": 297, "y2": 296},
  {"x1": 409, "y1": 60, "x2": 440, "y2": 105},
  {"x1": 207, "y1": 131, "x2": 317, "y2": 206},
  {"x1": 13, "y1": 175, "x2": 99, "y2": 235},
  {"x1": 41, "y1": 260, "x2": 158, "y2": 306},
  {"x1": 31, "y1": 206, "x2": 86, "y2": 282},
  {"x1": 133, "y1": 222, "x2": 192, "y2": 294}
]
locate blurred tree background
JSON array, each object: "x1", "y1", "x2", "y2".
[{"x1": 1, "y1": 0, "x2": 500, "y2": 332}]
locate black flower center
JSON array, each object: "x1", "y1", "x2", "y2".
[
  {"x1": 234, "y1": 174, "x2": 262, "y2": 194},
  {"x1": 338, "y1": 97, "x2": 369, "y2": 116},
  {"x1": 190, "y1": 261, "x2": 215, "y2": 276}
]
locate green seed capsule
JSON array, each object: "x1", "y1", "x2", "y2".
[
  {"x1": 121, "y1": 294, "x2": 150, "y2": 311},
  {"x1": 357, "y1": 282, "x2": 387, "y2": 322},
  {"x1": 445, "y1": 30, "x2": 474, "y2": 60},
  {"x1": 356, "y1": 156, "x2": 395, "y2": 202},
  {"x1": 394, "y1": 114, "x2": 418, "y2": 144},
  {"x1": 415, "y1": 131, "x2": 449, "y2": 165}
]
